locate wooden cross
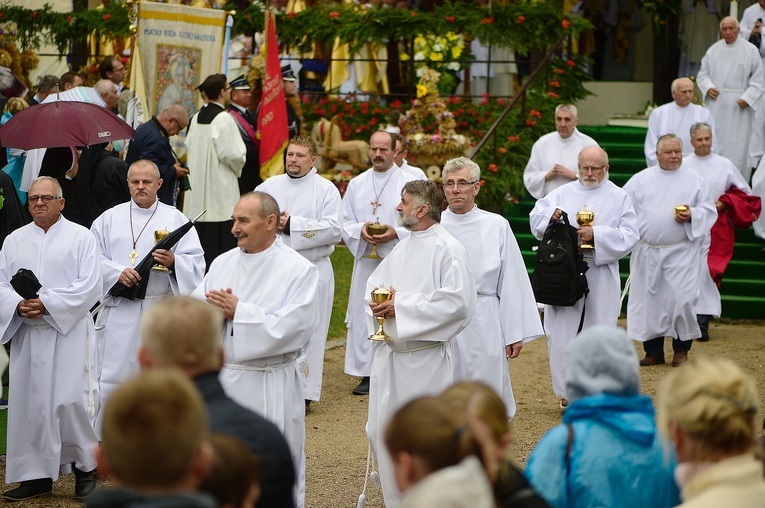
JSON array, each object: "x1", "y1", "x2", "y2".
[
  {"x1": 129, "y1": 249, "x2": 138, "y2": 266},
  {"x1": 371, "y1": 199, "x2": 381, "y2": 215}
]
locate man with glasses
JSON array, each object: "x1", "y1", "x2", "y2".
[
  {"x1": 0, "y1": 176, "x2": 102, "y2": 501},
  {"x1": 623, "y1": 134, "x2": 717, "y2": 367},
  {"x1": 184, "y1": 74, "x2": 247, "y2": 268},
  {"x1": 126, "y1": 105, "x2": 190, "y2": 207},
  {"x1": 530, "y1": 146, "x2": 640, "y2": 409},
  {"x1": 523, "y1": 104, "x2": 598, "y2": 199},
  {"x1": 441, "y1": 157, "x2": 543, "y2": 419}
]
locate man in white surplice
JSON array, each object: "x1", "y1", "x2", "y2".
[
  {"x1": 394, "y1": 134, "x2": 427, "y2": 181},
  {"x1": 644, "y1": 77, "x2": 716, "y2": 167},
  {"x1": 365, "y1": 180, "x2": 476, "y2": 507},
  {"x1": 440, "y1": 157, "x2": 543, "y2": 419},
  {"x1": 342, "y1": 131, "x2": 416, "y2": 396},
  {"x1": 697, "y1": 16, "x2": 764, "y2": 180},
  {"x1": 530, "y1": 146, "x2": 639, "y2": 408},
  {"x1": 623, "y1": 135, "x2": 717, "y2": 368},
  {"x1": 91, "y1": 160, "x2": 205, "y2": 435},
  {"x1": 0, "y1": 177, "x2": 101, "y2": 501},
  {"x1": 192, "y1": 191, "x2": 319, "y2": 508},
  {"x1": 523, "y1": 104, "x2": 598, "y2": 200},
  {"x1": 255, "y1": 136, "x2": 342, "y2": 408},
  {"x1": 739, "y1": 0, "x2": 765, "y2": 62},
  {"x1": 682, "y1": 123, "x2": 754, "y2": 340}
]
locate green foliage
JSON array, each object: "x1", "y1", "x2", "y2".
[{"x1": 329, "y1": 246, "x2": 354, "y2": 340}]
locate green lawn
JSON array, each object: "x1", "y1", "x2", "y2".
[{"x1": 329, "y1": 245, "x2": 353, "y2": 340}]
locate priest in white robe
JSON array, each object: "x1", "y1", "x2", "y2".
[
  {"x1": 644, "y1": 77, "x2": 717, "y2": 167},
  {"x1": 255, "y1": 136, "x2": 342, "y2": 406},
  {"x1": 183, "y1": 74, "x2": 247, "y2": 268},
  {"x1": 623, "y1": 135, "x2": 717, "y2": 367},
  {"x1": 342, "y1": 131, "x2": 416, "y2": 396},
  {"x1": 90, "y1": 160, "x2": 205, "y2": 436},
  {"x1": 192, "y1": 191, "x2": 319, "y2": 508},
  {"x1": 0, "y1": 177, "x2": 102, "y2": 501},
  {"x1": 523, "y1": 104, "x2": 598, "y2": 200},
  {"x1": 365, "y1": 180, "x2": 476, "y2": 507},
  {"x1": 530, "y1": 146, "x2": 640, "y2": 406},
  {"x1": 394, "y1": 135, "x2": 428, "y2": 181},
  {"x1": 739, "y1": 0, "x2": 765, "y2": 61},
  {"x1": 682, "y1": 123, "x2": 754, "y2": 337},
  {"x1": 697, "y1": 17, "x2": 764, "y2": 180},
  {"x1": 440, "y1": 157, "x2": 543, "y2": 419}
]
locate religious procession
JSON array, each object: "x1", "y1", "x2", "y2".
[{"x1": 0, "y1": 0, "x2": 763, "y2": 507}]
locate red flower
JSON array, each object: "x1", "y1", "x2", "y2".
[
  {"x1": 530, "y1": 109, "x2": 542, "y2": 118},
  {"x1": 369, "y1": 118, "x2": 378, "y2": 126},
  {"x1": 546, "y1": 91, "x2": 559, "y2": 98},
  {"x1": 66, "y1": 15, "x2": 72, "y2": 23},
  {"x1": 488, "y1": 164, "x2": 499, "y2": 173},
  {"x1": 410, "y1": 10, "x2": 417, "y2": 17},
  {"x1": 479, "y1": 16, "x2": 494, "y2": 25},
  {"x1": 301, "y1": 95, "x2": 310, "y2": 104},
  {"x1": 102, "y1": 13, "x2": 111, "y2": 20},
  {"x1": 391, "y1": 99, "x2": 403, "y2": 109},
  {"x1": 288, "y1": 12, "x2": 297, "y2": 19},
  {"x1": 566, "y1": 59, "x2": 576, "y2": 67},
  {"x1": 553, "y1": 68, "x2": 565, "y2": 74},
  {"x1": 561, "y1": 18, "x2": 571, "y2": 29},
  {"x1": 329, "y1": 11, "x2": 340, "y2": 19},
  {"x1": 526, "y1": 119, "x2": 536, "y2": 127},
  {"x1": 497, "y1": 98, "x2": 506, "y2": 106},
  {"x1": 507, "y1": 135, "x2": 520, "y2": 142},
  {"x1": 0, "y1": 13, "x2": 4, "y2": 18},
  {"x1": 479, "y1": 179, "x2": 486, "y2": 186},
  {"x1": 550, "y1": 80, "x2": 560, "y2": 88},
  {"x1": 90, "y1": 65, "x2": 99, "y2": 74},
  {"x1": 497, "y1": 147, "x2": 507, "y2": 154},
  {"x1": 121, "y1": 57, "x2": 128, "y2": 64},
  {"x1": 516, "y1": 16, "x2": 526, "y2": 24},
  {"x1": 30, "y1": 10, "x2": 38, "y2": 18},
  {"x1": 445, "y1": 15, "x2": 456, "y2": 23}
]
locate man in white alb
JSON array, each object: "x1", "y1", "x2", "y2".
[
  {"x1": 523, "y1": 104, "x2": 598, "y2": 199},
  {"x1": 697, "y1": 16, "x2": 764, "y2": 180},
  {"x1": 440, "y1": 156, "x2": 543, "y2": 418},
  {"x1": 90, "y1": 160, "x2": 205, "y2": 435},
  {"x1": 644, "y1": 77, "x2": 716, "y2": 167},
  {"x1": 366, "y1": 180, "x2": 476, "y2": 507},
  {"x1": 342, "y1": 130, "x2": 415, "y2": 396},
  {"x1": 623, "y1": 135, "x2": 717, "y2": 367},
  {"x1": 530, "y1": 146, "x2": 639, "y2": 408},
  {"x1": 394, "y1": 134, "x2": 427, "y2": 180},
  {"x1": 739, "y1": 0, "x2": 765, "y2": 62},
  {"x1": 192, "y1": 191, "x2": 319, "y2": 508},
  {"x1": 256, "y1": 136, "x2": 342, "y2": 411}
]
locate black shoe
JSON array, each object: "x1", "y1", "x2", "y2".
[
  {"x1": 305, "y1": 399, "x2": 312, "y2": 415},
  {"x1": 352, "y1": 377, "x2": 370, "y2": 396},
  {"x1": 697, "y1": 329, "x2": 710, "y2": 342},
  {"x1": 3, "y1": 478, "x2": 53, "y2": 501},
  {"x1": 74, "y1": 466, "x2": 97, "y2": 499}
]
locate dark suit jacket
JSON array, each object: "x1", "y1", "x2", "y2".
[
  {"x1": 125, "y1": 117, "x2": 177, "y2": 206},
  {"x1": 193, "y1": 372, "x2": 296, "y2": 508}
]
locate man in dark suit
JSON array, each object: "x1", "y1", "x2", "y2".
[
  {"x1": 227, "y1": 75, "x2": 261, "y2": 194},
  {"x1": 26, "y1": 75, "x2": 58, "y2": 105},
  {"x1": 138, "y1": 296, "x2": 296, "y2": 508}
]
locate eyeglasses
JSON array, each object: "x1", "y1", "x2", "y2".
[
  {"x1": 170, "y1": 118, "x2": 182, "y2": 131},
  {"x1": 578, "y1": 165, "x2": 607, "y2": 174},
  {"x1": 443, "y1": 180, "x2": 478, "y2": 190},
  {"x1": 28, "y1": 195, "x2": 61, "y2": 204}
]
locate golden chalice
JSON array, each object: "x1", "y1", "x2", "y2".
[
  {"x1": 368, "y1": 287, "x2": 392, "y2": 342},
  {"x1": 151, "y1": 228, "x2": 171, "y2": 272},
  {"x1": 364, "y1": 219, "x2": 387, "y2": 260},
  {"x1": 674, "y1": 205, "x2": 688, "y2": 216},
  {"x1": 576, "y1": 206, "x2": 595, "y2": 250}
]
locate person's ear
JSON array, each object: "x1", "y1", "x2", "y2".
[
  {"x1": 96, "y1": 444, "x2": 112, "y2": 479},
  {"x1": 137, "y1": 345, "x2": 153, "y2": 370},
  {"x1": 191, "y1": 440, "x2": 214, "y2": 483}
]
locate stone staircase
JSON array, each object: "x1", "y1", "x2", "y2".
[{"x1": 506, "y1": 125, "x2": 765, "y2": 320}]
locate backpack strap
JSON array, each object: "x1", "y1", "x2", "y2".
[{"x1": 576, "y1": 292, "x2": 586, "y2": 334}]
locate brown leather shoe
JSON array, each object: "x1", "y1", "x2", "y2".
[
  {"x1": 639, "y1": 355, "x2": 665, "y2": 366},
  {"x1": 672, "y1": 352, "x2": 688, "y2": 367}
]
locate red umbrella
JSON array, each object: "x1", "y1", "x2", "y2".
[{"x1": 0, "y1": 100, "x2": 135, "y2": 150}]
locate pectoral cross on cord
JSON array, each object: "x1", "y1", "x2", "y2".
[
  {"x1": 371, "y1": 199, "x2": 381, "y2": 215},
  {"x1": 129, "y1": 201, "x2": 160, "y2": 266}
]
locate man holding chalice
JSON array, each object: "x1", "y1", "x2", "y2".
[
  {"x1": 623, "y1": 134, "x2": 717, "y2": 367},
  {"x1": 530, "y1": 146, "x2": 640, "y2": 409}
]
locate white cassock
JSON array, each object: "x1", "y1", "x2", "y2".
[
  {"x1": 623, "y1": 166, "x2": 717, "y2": 342},
  {"x1": 0, "y1": 217, "x2": 101, "y2": 483},
  {"x1": 399, "y1": 159, "x2": 428, "y2": 181},
  {"x1": 441, "y1": 206, "x2": 543, "y2": 418},
  {"x1": 183, "y1": 103, "x2": 246, "y2": 223},
  {"x1": 256, "y1": 168, "x2": 342, "y2": 401},
  {"x1": 643, "y1": 102, "x2": 716, "y2": 166},
  {"x1": 684, "y1": 153, "x2": 753, "y2": 317},
  {"x1": 754, "y1": 161, "x2": 765, "y2": 239},
  {"x1": 523, "y1": 129, "x2": 599, "y2": 199},
  {"x1": 192, "y1": 242, "x2": 319, "y2": 508},
  {"x1": 90, "y1": 199, "x2": 205, "y2": 436},
  {"x1": 530, "y1": 180, "x2": 639, "y2": 399},
  {"x1": 697, "y1": 37, "x2": 764, "y2": 180},
  {"x1": 365, "y1": 223, "x2": 476, "y2": 507},
  {"x1": 740, "y1": 3, "x2": 765, "y2": 61},
  {"x1": 341, "y1": 166, "x2": 416, "y2": 377}
]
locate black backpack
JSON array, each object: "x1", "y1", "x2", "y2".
[{"x1": 531, "y1": 211, "x2": 589, "y2": 307}]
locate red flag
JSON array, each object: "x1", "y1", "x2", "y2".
[{"x1": 257, "y1": 10, "x2": 289, "y2": 179}]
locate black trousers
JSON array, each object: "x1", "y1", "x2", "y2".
[{"x1": 644, "y1": 336, "x2": 692, "y2": 357}]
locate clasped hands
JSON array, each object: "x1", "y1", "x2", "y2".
[
  {"x1": 17, "y1": 298, "x2": 46, "y2": 319},
  {"x1": 361, "y1": 222, "x2": 397, "y2": 244}
]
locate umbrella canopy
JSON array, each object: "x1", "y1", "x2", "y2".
[
  {"x1": 41, "y1": 86, "x2": 106, "y2": 107},
  {"x1": 0, "y1": 100, "x2": 134, "y2": 150}
]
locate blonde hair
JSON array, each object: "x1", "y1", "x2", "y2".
[
  {"x1": 442, "y1": 381, "x2": 509, "y2": 444},
  {"x1": 657, "y1": 357, "x2": 759, "y2": 461},
  {"x1": 101, "y1": 369, "x2": 209, "y2": 488},
  {"x1": 140, "y1": 296, "x2": 223, "y2": 373},
  {"x1": 4, "y1": 97, "x2": 28, "y2": 115}
]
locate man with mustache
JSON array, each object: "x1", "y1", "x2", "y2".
[
  {"x1": 256, "y1": 136, "x2": 342, "y2": 412},
  {"x1": 341, "y1": 130, "x2": 416, "y2": 396},
  {"x1": 530, "y1": 145, "x2": 640, "y2": 409},
  {"x1": 90, "y1": 159, "x2": 205, "y2": 437}
]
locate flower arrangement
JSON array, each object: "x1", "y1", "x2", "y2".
[{"x1": 400, "y1": 32, "x2": 466, "y2": 94}]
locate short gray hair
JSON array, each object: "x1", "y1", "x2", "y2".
[
  {"x1": 656, "y1": 134, "x2": 682, "y2": 154},
  {"x1": 442, "y1": 157, "x2": 480, "y2": 182},
  {"x1": 401, "y1": 180, "x2": 444, "y2": 223},
  {"x1": 241, "y1": 191, "x2": 280, "y2": 219},
  {"x1": 671, "y1": 77, "x2": 692, "y2": 93},
  {"x1": 690, "y1": 122, "x2": 712, "y2": 138},
  {"x1": 30, "y1": 176, "x2": 63, "y2": 197},
  {"x1": 555, "y1": 104, "x2": 578, "y2": 118},
  {"x1": 127, "y1": 160, "x2": 161, "y2": 180}
]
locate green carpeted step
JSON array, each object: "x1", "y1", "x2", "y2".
[
  {"x1": 719, "y1": 295, "x2": 765, "y2": 319},
  {"x1": 580, "y1": 125, "x2": 648, "y2": 144}
]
